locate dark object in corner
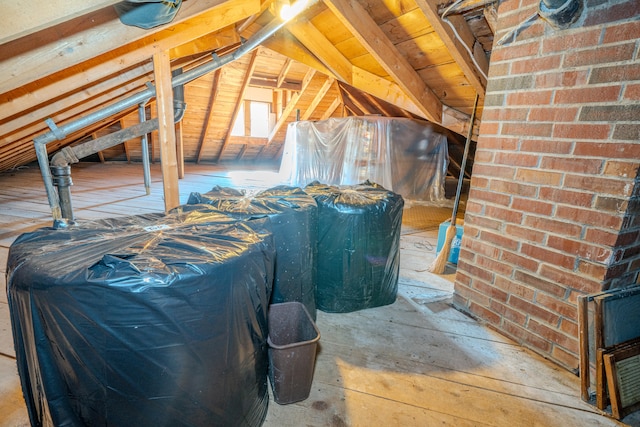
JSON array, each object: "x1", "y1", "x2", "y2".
[{"x1": 115, "y1": 0, "x2": 182, "y2": 29}]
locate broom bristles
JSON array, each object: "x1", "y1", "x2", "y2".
[{"x1": 428, "y1": 224, "x2": 458, "y2": 274}]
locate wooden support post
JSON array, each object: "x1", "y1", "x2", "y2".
[{"x1": 152, "y1": 51, "x2": 180, "y2": 212}]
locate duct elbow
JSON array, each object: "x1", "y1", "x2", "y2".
[
  {"x1": 173, "y1": 99, "x2": 186, "y2": 123},
  {"x1": 50, "y1": 146, "x2": 79, "y2": 167},
  {"x1": 539, "y1": 0, "x2": 583, "y2": 29}
]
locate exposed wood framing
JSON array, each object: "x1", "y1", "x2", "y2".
[
  {"x1": 0, "y1": 0, "x2": 260, "y2": 94},
  {"x1": 324, "y1": 0, "x2": 443, "y2": 123},
  {"x1": 286, "y1": 20, "x2": 352, "y2": 84},
  {"x1": 120, "y1": 119, "x2": 131, "y2": 163},
  {"x1": 0, "y1": 108, "x2": 135, "y2": 171},
  {"x1": 301, "y1": 77, "x2": 335, "y2": 120},
  {"x1": 277, "y1": 58, "x2": 293, "y2": 88},
  {"x1": 414, "y1": 0, "x2": 488, "y2": 94},
  {"x1": 262, "y1": 32, "x2": 334, "y2": 78},
  {"x1": 266, "y1": 68, "x2": 316, "y2": 144},
  {"x1": 0, "y1": 0, "x2": 121, "y2": 45},
  {"x1": 169, "y1": 26, "x2": 241, "y2": 59},
  {"x1": 320, "y1": 96, "x2": 341, "y2": 120},
  {"x1": 0, "y1": 62, "x2": 154, "y2": 125},
  {"x1": 92, "y1": 133, "x2": 106, "y2": 163},
  {"x1": 152, "y1": 51, "x2": 180, "y2": 212},
  {"x1": 196, "y1": 69, "x2": 222, "y2": 163},
  {"x1": 217, "y1": 50, "x2": 259, "y2": 161}
]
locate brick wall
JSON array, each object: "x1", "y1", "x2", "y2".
[{"x1": 453, "y1": 0, "x2": 640, "y2": 370}]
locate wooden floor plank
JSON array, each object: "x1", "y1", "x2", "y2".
[{"x1": 0, "y1": 162, "x2": 635, "y2": 427}]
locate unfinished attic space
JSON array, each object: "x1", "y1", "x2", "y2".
[{"x1": 0, "y1": 0, "x2": 639, "y2": 425}]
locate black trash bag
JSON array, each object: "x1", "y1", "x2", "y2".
[
  {"x1": 115, "y1": 0, "x2": 182, "y2": 29},
  {"x1": 6, "y1": 209, "x2": 275, "y2": 427},
  {"x1": 305, "y1": 181, "x2": 404, "y2": 313},
  {"x1": 185, "y1": 185, "x2": 318, "y2": 320}
]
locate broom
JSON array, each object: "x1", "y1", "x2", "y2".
[{"x1": 429, "y1": 93, "x2": 479, "y2": 274}]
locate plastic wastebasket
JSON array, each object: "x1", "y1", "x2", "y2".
[{"x1": 268, "y1": 302, "x2": 320, "y2": 404}]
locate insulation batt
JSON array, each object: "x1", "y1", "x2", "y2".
[{"x1": 6, "y1": 210, "x2": 275, "y2": 427}]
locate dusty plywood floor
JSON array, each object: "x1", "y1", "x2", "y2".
[{"x1": 0, "y1": 162, "x2": 637, "y2": 426}]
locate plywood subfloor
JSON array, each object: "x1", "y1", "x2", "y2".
[{"x1": 0, "y1": 162, "x2": 636, "y2": 427}]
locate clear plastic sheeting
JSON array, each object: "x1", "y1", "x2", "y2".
[
  {"x1": 7, "y1": 210, "x2": 275, "y2": 427},
  {"x1": 279, "y1": 117, "x2": 450, "y2": 205}
]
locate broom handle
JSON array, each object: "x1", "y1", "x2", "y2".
[{"x1": 450, "y1": 93, "x2": 480, "y2": 226}]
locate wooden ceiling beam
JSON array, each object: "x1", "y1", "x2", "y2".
[
  {"x1": 0, "y1": 108, "x2": 136, "y2": 168},
  {"x1": 0, "y1": 0, "x2": 121, "y2": 45},
  {"x1": 324, "y1": 0, "x2": 443, "y2": 123},
  {"x1": 0, "y1": 62, "x2": 153, "y2": 124},
  {"x1": 169, "y1": 26, "x2": 241, "y2": 59},
  {"x1": 261, "y1": 32, "x2": 334, "y2": 78},
  {"x1": 414, "y1": 0, "x2": 488, "y2": 94},
  {"x1": 1, "y1": 50, "x2": 211, "y2": 125},
  {"x1": 320, "y1": 96, "x2": 341, "y2": 120},
  {"x1": 351, "y1": 67, "x2": 422, "y2": 117},
  {"x1": 361, "y1": 91, "x2": 395, "y2": 118},
  {"x1": 0, "y1": 78, "x2": 151, "y2": 154},
  {"x1": 0, "y1": 67, "x2": 154, "y2": 142},
  {"x1": 249, "y1": 76, "x2": 302, "y2": 91},
  {"x1": 267, "y1": 68, "x2": 316, "y2": 144},
  {"x1": 276, "y1": 58, "x2": 293, "y2": 88},
  {"x1": 0, "y1": 0, "x2": 260, "y2": 95},
  {"x1": 217, "y1": 50, "x2": 259, "y2": 161},
  {"x1": 301, "y1": 77, "x2": 335, "y2": 121},
  {"x1": 286, "y1": 20, "x2": 353, "y2": 84}
]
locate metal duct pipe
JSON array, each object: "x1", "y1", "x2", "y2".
[
  {"x1": 35, "y1": 1, "x2": 318, "y2": 221},
  {"x1": 139, "y1": 102, "x2": 152, "y2": 195},
  {"x1": 51, "y1": 165, "x2": 74, "y2": 223},
  {"x1": 49, "y1": 81, "x2": 185, "y2": 222},
  {"x1": 51, "y1": 88, "x2": 184, "y2": 168},
  {"x1": 538, "y1": 0, "x2": 583, "y2": 29}
]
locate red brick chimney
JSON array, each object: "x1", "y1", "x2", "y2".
[{"x1": 453, "y1": 0, "x2": 640, "y2": 370}]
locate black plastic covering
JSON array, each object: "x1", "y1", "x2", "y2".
[
  {"x1": 305, "y1": 181, "x2": 404, "y2": 313},
  {"x1": 6, "y1": 210, "x2": 275, "y2": 427},
  {"x1": 186, "y1": 185, "x2": 318, "y2": 320}
]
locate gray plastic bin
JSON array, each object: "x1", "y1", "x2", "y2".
[{"x1": 267, "y1": 302, "x2": 320, "y2": 404}]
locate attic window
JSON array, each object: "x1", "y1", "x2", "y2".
[{"x1": 231, "y1": 101, "x2": 272, "y2": 138}]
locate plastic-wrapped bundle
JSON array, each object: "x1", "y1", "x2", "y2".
[
  {"x1": 279, "y1": 117, "x2": 450, "y2": 204},
  {"x1": 305, "y1": 181, "x2": 404, "y2": 313},
  {"x1": 186, "y1": 185, "x2": 317, "y2": 319},
  {"x1": 6, "y1": 210, "x2": 275, "y2": 427}
]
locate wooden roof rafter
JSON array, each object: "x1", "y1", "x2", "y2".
[
  {"x1": 323, "y1": 0, "x2": 443, "y2": 123},
  {"x1": 301, "y1": 77, "x2": 335, "y2": 121},
  {"x1": 414, "y1": 0, "x2": 488, "y2": 94},
  {"x1": 265, "y1": 68, "x2": 317, "y2": 145},
  {"x1": 320, "y1": 95, "x2": 342, "y2": 120},
  {"x1": 0, "y1": 0, "x2": 261, "y2": 95},
  {"x1": 196, "y1": 69, "x2": 223, "y2": 163},
  {"x1": 286, "y1": 19, "x2": 353, "y2": 84},
  {"x1": 216, "y1": 49, "x2": 260, "y2": 162},
  {"x1": 276, "y1": 58, "x2": 294, "y2": 88}
]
